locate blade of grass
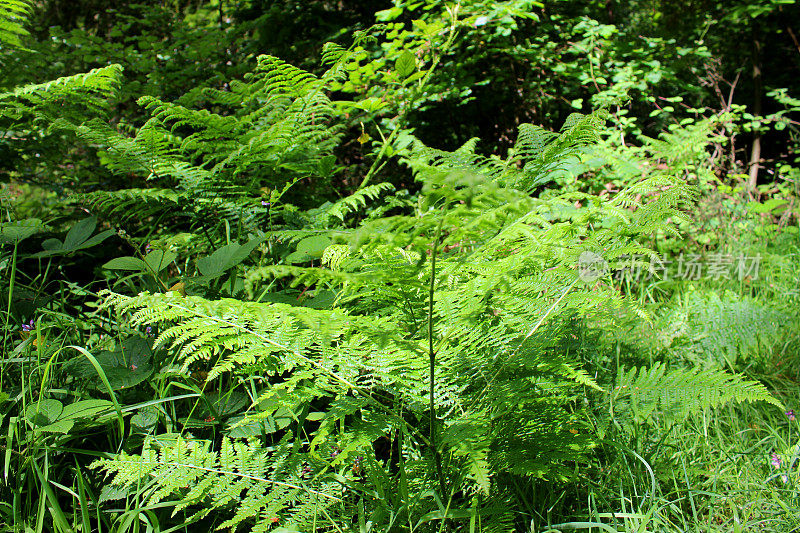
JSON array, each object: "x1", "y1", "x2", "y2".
[
  {"x1": 33, "y1": 457, "x2": 73, "y2": 532},
  {"x1": 58, "y1": 345, "x2": 125, "y2": 440}
]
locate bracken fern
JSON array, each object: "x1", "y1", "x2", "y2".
[{"x1": 91, "y1": 53, "x2": 780, "y2": 530}]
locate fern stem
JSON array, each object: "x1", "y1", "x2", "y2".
[{"x1": 428, "y1": 215, "x2": 447, "y2": 498}]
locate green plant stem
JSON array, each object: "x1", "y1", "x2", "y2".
[
  {"x1": 428, "y1": 215, "x2": 447, "y2": 498},
  {"x1": 1, "y1": 242, "x2": 19, "y2": 388}
]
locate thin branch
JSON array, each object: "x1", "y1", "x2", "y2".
[{"x1": 786, "y1": 25, "x2": 800, "y2": 57}]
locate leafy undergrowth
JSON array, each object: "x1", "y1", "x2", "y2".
[{"x1": 2, "y1": 1, "x2": 800, "y2": 532}]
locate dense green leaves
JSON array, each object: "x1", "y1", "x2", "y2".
[
  {"x1": 0, "y1": 0, "x2": 32, "y2": 49},
  {"x1": 1, "y1": 1, "x2": 798, "y2": 532}
]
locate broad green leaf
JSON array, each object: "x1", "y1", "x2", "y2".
[
  {"x1": 73, "y1": 228, "x2": 115, "y2": 250},
  {"x1": 747, "y1": 201, "x2": 770, "y2": 214},
  {"x1": 144, "y1": 249, "x2": 178, "y2": 273},
  {"x1": 33, "y1": 419, "x2": 74, "y2": 434},
  {"x1": 376, "y1": 6, "x2": 403, "y2": 21},
  {"x1": 0, "y1": 219, "x2": 44, "y2": 244},
  {"x1": 25, "y1": 398, "x2": 115, "y2": 434},
  {"x1": 60, "y1": 399, "x2": 115, "y2": 422},
  {"x1": 225, "y1": 414, "x2": 289, "y2": 437},
  {"x1": 354, "y1": 97, "x2": 387, "y2": 113},
  {"x1": 305, "y1": 290, "x2": 336, "y2": 309},
  {"x1": 64, "y1": 336, "x2": 153, "y2": 390},
  {"x1": 25, "y1": 399, "x2": 63, "y2": 427},
  {"x1": 762, "y1": 198, "x2": 789, "y2": 213},
  {"x1": 226, "y1": 416, "x2": 268, "y2": 437},
  {"x1": 203, "y1": 391, "x2": 249, "y2": 418},
  {"x1": 63, "y1": 216, "x2": 97, "y2": 250},
  {"x1": 395, "y1": 50, "x2": 416, "y2": 78},
  {"x1": 24, "y1": 403, "x2": 73, "y2": 433},
  {"x1": 131, "y1": 406, "x2": 158, "y2": 433},
  {"x1": 196, "y1": 237, "x2": 262, "y2": 278},
  {"x1": 103, "y1": 256, "x2": 148, "y2": 271},
  {"x1": 285, "y1": 251, "x2": 312, "y2": 264},
  {"x1": 295, "y1": 235, "x2": 331, "y2": 259},
  {"x1": 40, "y1": 238, "x2": 63, "y2": 251}
]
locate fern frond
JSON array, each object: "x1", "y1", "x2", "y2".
[
  {"x1": 0, "y1": 0, "x2": 32, "y2": 49},
  {"x1": 324, "y1": 182, "x2": 395, "y2": 222},
  {"x1": 0, "y1": 64, "x2": 123, "y2": 122},
  {"x1": 75, "y1": 188, "x2": 186, "y2": 225},
  {"x1": 93, "y1": 435, "x2": 339, "y2": 531},
  {"x1": 612, "y1": 362, "x2": 782, "y2": 423}
]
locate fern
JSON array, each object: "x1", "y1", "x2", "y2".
[
  {"x1": 76, "y1": 188, "x2": 186, "y2": 225},
  {"x1": 0, "y1": 65, "x2": 123, "y2": 124},
  {"x1": 611, "y1": 362, "x2": 783, "y2": 424},
  {"x1": 93, "y1": 435, "x2": 340, "y2": 532},
  {"x1": 651, "y1": 289, "x2": 790, "y2": 367},
  {"x1": 0, "y1": 0, "x2": 32, "y2": 50},
  {"x1": 64, "y1": 46, "x2": 361, "y2": 237},
  {"x1": 92, "y1": 106, "x2": 691, "y2": 525},
  {"x1": 87, "y1": 42, "x2": 777, "y2": 527},
  {"x1": 323, "y1": 182, "x2": 395, "y2": 222},
  {"x1": 0, "y1": 37, "x2": 123, "y2": 184}
]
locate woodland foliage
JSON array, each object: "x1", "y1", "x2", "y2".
[{"x1": 1, "y1": 1, "x2": 799, "y2": 532}]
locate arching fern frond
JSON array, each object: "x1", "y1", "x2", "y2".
[
  {"x1": 75, "y1": 188, "x2": 187, "y2": 226},
  {"x1": 323, "y1": 182, "x2": 395, "y2": 222},
  {"x1": 0, "y1": 64, "x2": 123, "y2": 123},
  {"x1": 0, "y1": 0, "x2": 32, "y2": 49},
  {"x1": 611, "y1": 362, "x2": 782, "y2": 424},
  {"x1": 92, "y1": 435, "x2": 340, "y2": 532},
  {"x1": 64, "y1": 48, "x2": 350, "y2": 237}
]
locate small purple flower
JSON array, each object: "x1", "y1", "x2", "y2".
[
  {"x1": 145, "y1": 326, "x2": 153, "y2": 337},
  {"x1": 21, "y1": 319, "x2": 34, "y2": 332},
  {"x1": 786, "y1": 410, "x2": 795, "y2": 422},
  {"x1": 771, "y1": 452, "x2": 782, "y2": 469},
  {"x1": 261, "y1": 200, "x2": 271, "y2": 207}
]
